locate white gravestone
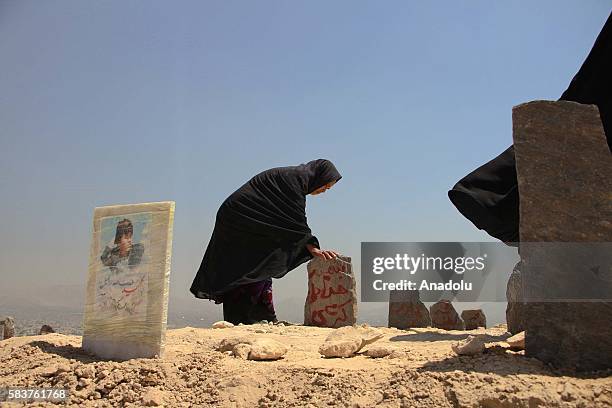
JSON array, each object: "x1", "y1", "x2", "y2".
[{"x1": 82, "y1": 201, "x2": 175, "y2": 360}]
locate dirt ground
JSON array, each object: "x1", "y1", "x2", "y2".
[{"x1": 1, "y1": 323, "x2": 611, "y2": 407}]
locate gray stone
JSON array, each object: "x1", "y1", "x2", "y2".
[
  {"x1": 3, "y1": 317, "x2": 15, "y2": 339},
  {"x1": 388, "y1": 290, "x2": 431, "y2": 329},
  {"x1": 430, "y1": 300, "x2": 464, "y2": 331},
  {"x1": 39, "y1": 325, "x2": 55, "y2": 335},
  {"x1": 304, "y1": 256, "x2": 357, "y2": 328},
  {"x1": 514, "y1": 100, "x2": 612, "y2": 371},
  {"x1": 505, "y1": 261, "x2": 525, "y2": 334},
  {"x1": 461, "y1": 309, "x2": 486, "y2": 330}
]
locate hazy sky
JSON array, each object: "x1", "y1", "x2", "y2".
[{"x1": 1, "y1": 1, "x2": 609, "y2": 319}]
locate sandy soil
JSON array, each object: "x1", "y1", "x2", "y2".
[{"x1": 1, "y1": 323, "x2": 611, "y2": 407}]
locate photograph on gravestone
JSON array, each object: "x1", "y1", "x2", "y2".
[{"x1": 82, "y1": 201, "x2": 175, "y2": 360}]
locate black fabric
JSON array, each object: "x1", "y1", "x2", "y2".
[
  {"x1": 190, "y1": 159, "x2": 342, "y2": 301},
  {"x1": 222, "y1": 298, "x2": 277, "y2": 325},
  {"x1": 448, "y1": 13, "x2": 612, "y2": 243}
]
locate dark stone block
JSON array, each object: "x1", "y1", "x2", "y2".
[{"x1": 514, "y1": 100, "x2": 612, "y2": 371}]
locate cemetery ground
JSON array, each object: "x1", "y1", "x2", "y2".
[{"x1": 1, "y1": 323, "x2": 611, "y2": 407}]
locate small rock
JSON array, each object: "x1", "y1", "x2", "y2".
[
  {"x1": 319, "y1": 339, "x2": 361, "y2": 358},
  {"x1": 365, "y1": 346, "x2": 395, "y2": 358},
  {"x1": 141, "y1": 388, "x2": 166, "y2": 406},
  {"x1": 212, "y1": 320, "x2": 234, "y2": 329},
  {"x1": 505, "y1": 331, "x2": 525, "y2": 350},
  {"x1": 233, "y1": 344, "x2": 251, "y2": 360},
  {"x1": 55, "y1": 364, "x2": 71, "y2": 374},
  {"x1": 248, "y1": 338, "x2": 287, "y2": 361},
  {"x1": 218, "y1": 336, "x2": 253, "y2": 352},
  {"x1": 451, "y1": 335, "x2": 486, "y2": 356},
  {"x1": 218, "y1": 336, "x2": 287, "y2": 360},
  {"x1": 39, "y1": 324, "x2": 55, "y2": 335},
  {"x1": 75, "y1": 365, "x2": 96, "y2": 379},
  {"x1": 319, "y1": 326, "x2": 383, "y2": 358}
]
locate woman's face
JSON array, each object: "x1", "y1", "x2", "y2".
[{"x1": 310, "y1": 180, "x2": 337, "y2": 195}]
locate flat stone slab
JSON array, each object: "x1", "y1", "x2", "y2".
[
  {"x1": 304, "y1": 256, "x2": 357, "y2": 328},
  {"x1": 514, "y1": 100, "x2": 612, "y2": 371},
  {"x1": 82, "y1": 201, "x2": 175, "y2": 360}
]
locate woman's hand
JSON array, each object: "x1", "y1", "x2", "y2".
[{"x1": 307, "y1": 244, "x2": 339, "y2": 260}]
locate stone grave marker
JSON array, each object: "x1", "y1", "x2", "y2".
[
  {"x1": 388, "y1": 290, "x2": 431, "y2": 329},
  {"x1": 304, "y1": 256, "x2": 357, "y2": 328},
  {"x1": 430, "y1": 300, "x2": 464, "y2": 330},
  {"x1": 82, "y1": 201, "x2": 175, "y2": 360},
  {"x1": 461, "y1": 309, "x2": 486, "y2": 330},
  {"x1": 514, "y1": 101, "x2": 612, "y2": 371}
]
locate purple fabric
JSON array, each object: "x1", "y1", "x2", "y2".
[{"x1": 221, "y1": 278, "x2": 275, "y2": 314}]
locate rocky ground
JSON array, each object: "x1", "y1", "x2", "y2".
[{"x1": 1, "y1": 323, "x2": 611, "y2": 407}]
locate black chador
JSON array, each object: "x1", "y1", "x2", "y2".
[
  {"x1": 190, "y1": 159, "x2": 342, "y2": 303},
  {"x1": 448, "y1": 13, "x2": 612, "y2": 243}
]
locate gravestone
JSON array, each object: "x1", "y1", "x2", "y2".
[
  {"x1": 514, "y1": 100, "x2": 612, "y2": 371},
  {"x1": 506, "y1": 261, "x2": 525, "y2": 334},
  {"x1": 3, "y1": 317, "x2": 15, "y2": 339},
  {"x1": 461, "y1": 309, "x2": 486, "y2": 330},
  {"x1": 430, "y1": 300, "x2": 464, "y2": 330},
  {"x1": 82, "y1": 201, "x2": 175, "y2": 360},
  {"x1": 304, "y1": 256, "x2": 357, "y2": 328},
  {"x1": 388, "y1": 290, "x2": 431, "y2": 329}
]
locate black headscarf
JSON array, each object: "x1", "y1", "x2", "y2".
[
  {"x1": 448, "y1": 13, "x2": 612, "y2": 243},
  {"x1": 190, "y1": 159, "x2": 342, "y2": 301}
]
